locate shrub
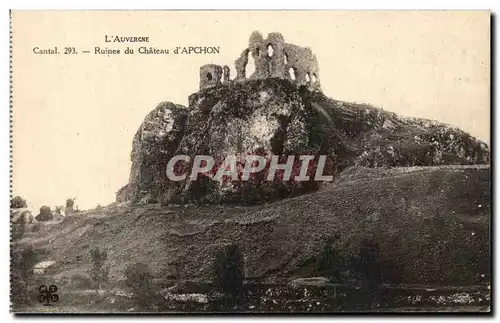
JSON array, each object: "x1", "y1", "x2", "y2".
[
  {"x1": 11, "y1": 196, "x2": 27, "y2": 209},
  {"x1": 53, "y1": 206, "x2": 64, "y2": 217},
  {"x1": 124, "y1": 262, "x2": 155, "y2": 308},
  {"x1": 317, "y1": 237, "x2": 346, "y2": 283},
  {"x1": 35, "y1": 206, "x2": 53, "y2": 222},
  {"x1": 212, "y1": 244, "x2": 245, "y2": 307},
  {"x1": 11, "y1": 212, "x2": 25, "y2": 241},
  {"x1": 358, "y1": 239, "x2": 382, "y2": 291},
  {"x1": 88, "y1": 247, "x2": 109, "y2": 290},
  {"x1": 65, "y1": 198, "x2": 75, "y2": 209},
  {"x1": 65, "y1": 198, "x2": 76, "y2": 215},
  {"x1": 19, "y1": 245, "x2": 37, "y2": 280},
  {"x1": 10, "y1": 245, "x2": 38, "y2": 307}
]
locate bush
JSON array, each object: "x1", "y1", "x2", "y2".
[
  {"x1": 317, "y1": 237, "x2": 347, "y2": 283},
  {"x1": 65, "y1": 198, "x2": 76, "y2": 215},
  {"x1": 88, "y1": 247, "x2": 109, "y2": 290},
  {"x1": 358, "y1": 239, "x2": 382, "y2": 291},
  {"x1": 53, "y1": 206, "x2": 64, "y2": 217},
  {"x1": 11, "y1": 196, "x2": 27, "y2": 209},
  {"x1": 19, "y1": 245, "x2": 37, "y2": 280},
  {"x1": 10, "y1": 245, "x2": 38, "y2": 307},
  {"x1": 212, "y1": 245, "x2": 245, "y2": 307},
  {"x1": 124, "y1": 262, "x2": 155, "y2": 308},
  {"x1": 11, "y1": 212, "x2": 25, "y2": 240},
  {"x1": 35, "y1": 206, "x2": 53, "y2": 222},
  {"x1": 66, "y1": 198, "x2": 75, "y2": 209}
]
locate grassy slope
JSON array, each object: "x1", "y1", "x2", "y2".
[{"x1": 19, "y1": 165, "x2": 490, "y2": 288}]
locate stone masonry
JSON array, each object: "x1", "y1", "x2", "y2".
[{"x1": 199, "y1": 31, "x2": 321, "y2": 91}]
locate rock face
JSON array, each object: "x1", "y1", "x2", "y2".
[
  {"x1": 117, "y1": 78, "x2": 489, "y2": 205},
  {"x1": 117, "y1": 102, "x2": 188, "y2": 203}
]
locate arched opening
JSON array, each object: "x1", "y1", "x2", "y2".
[
  {"x1": 245, "y1": 50, "x2": 256, "y2": 78},
  {"x1": 284, "y1": 52, "x2": 288, "y2": 65},
  {"x1": 255, "y1": 47, "x2": 260, "y2": 57},
  {"x1": 305, "y1": 73, "x2": 311, "y2": 83},
  {"x1": 289, "y1": 67, "x2": 296, "y2": 81},
  {"x1": 311, "y1": 73, "x2": 318, "y2": 83},
  {"x1": 206, "y1": 72, "x2": 213, "y2": 81},
  {"x1": 267, "y1": 44, "x2": 274, "y2": 57}
]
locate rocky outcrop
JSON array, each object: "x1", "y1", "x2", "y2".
[
  {"x1": 117, "y1": 78, "x2": 489, "y2": 205},
  {"x1": 117, "y1": 102, "x2": 188, "y2": 203}
]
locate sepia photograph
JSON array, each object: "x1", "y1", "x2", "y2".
[{"x1": 10, "y1": 10, "x2": 491, "y2": 314}]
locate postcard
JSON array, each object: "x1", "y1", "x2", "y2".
[{"x1": 10, "y1": 10, "x2": 491, "y2": 313}]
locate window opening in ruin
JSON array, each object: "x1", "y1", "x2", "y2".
[
  {"x1": 206, "y1": 73, "x2": 213, "y2": 81},
  {"x1": 305, "y1": 73, "x2": 311, "y2": 83},
  {"x1": 311, "y1": 73, "x2": 317, "y2": 83},
  {"x1": 245, "y1": 50, "x2": 256, "y2": 77},
  {"x1": 255, "y1": 47, "x2": 260, "y2": 57},
  {"x1": 267, "y1": 44, "x2": 274, "y2": 57},
  {"x1": 289, "y1": 67, "x2": 296, "y2": 81},
  {"x1": 284, "y1": 52, "x2": 288, "y2": 65},
  {"x1": 227, "y1": 65, "x2": 235, "y2": 81}
]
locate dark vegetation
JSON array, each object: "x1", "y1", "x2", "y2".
[
  {"x1": 124, "y1": 262, "x2": 156, "y2": 309},
  {"x1": 35, "y1": 206, "x2": 53, "y2": 222},
  {"x1": 10, "y1": 244, "x2": 38, "y2": 309},
  {"x1": 88, "y1": 247, "x2": 109, "y2": 290},
  {"x1": 212, "y1": 245, "x2": 246, "y2": 310},
  {"x1": 11, "y1": 196, "x2": 27, "y2": 209}
]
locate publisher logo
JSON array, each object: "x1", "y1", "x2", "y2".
[{"x1": 37, "y1": 284, "x2": 59, "y2": 306}]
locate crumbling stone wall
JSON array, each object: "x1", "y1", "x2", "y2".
[
  {"x1": 283, "y1": 43, "x2": 321, "y2": 91},
  {"x1": 266, "y1": 32, "x2": 287, "y2": 79},
  {"x1": 199, "y1": 31, "x2": 321, "y2": 91},
  {"x1": 235, "y1": 48, "x2": 250, "y2": 81},
  {"x1": 223, "y1": 65, "x2": 231, "y2": 83},
  {"x1": 199, "y1": 64, "x2": 223, "y2": 90}
]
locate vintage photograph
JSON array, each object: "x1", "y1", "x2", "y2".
[{"x1": 10, "y1": 11, "x2": 490, "y2": 313}]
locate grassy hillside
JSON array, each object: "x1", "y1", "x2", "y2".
[{"x1": 18, "y1": 165, "x2": 489, "y2": 288}]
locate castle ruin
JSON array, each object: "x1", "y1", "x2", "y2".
[{"x1": 199, "y1": 31, "x2": 321, "y2": 92}]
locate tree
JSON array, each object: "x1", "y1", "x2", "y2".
[
  {"x1": 65, "y1": 198, "x2": 75, "y2": 208},
  {"x1": 359, "y1": 239, "x2": 382, "y2": 290},
  {"x1": 65, "y1": 198, "x2": 76, "y2": 215},
  {"x1": 212, "y1": 245, "x2": 245, "y2": 309},
  {"x1": 124, "y1": 262, "x2": 155, "y2": 309},
  {"x1": 53, "y1": 206, "x2": 64, "y2": 217},
  {"x1": 318, "y1": 237, "x2": 346, "y2": 283},
  {"x1": 358, "y1": 239, "x2": 383, "y2": 306},
  {"x1": 11, "y1": 196, "x2": 27, "y2": 209},
  {"x1": 11, "y1": 245, "x2": 37, "y2": 307},
  {"x1": 88, "y1": 247, "x2": 109, "y2": 291},
  {"x1": 35, "y1": 206, "x2": 53, "y2": 222},
  {"x1": 11, "y1": 211, "x2": 25, "y2": 240}
]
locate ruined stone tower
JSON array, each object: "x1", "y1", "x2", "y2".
[{"x1": 199, "y1": 31, "x2": 321, "y2": 92}]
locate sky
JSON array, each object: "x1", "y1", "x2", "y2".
[{"x1": 11, "y1": 11, "x2": 490, "y2": 213}]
